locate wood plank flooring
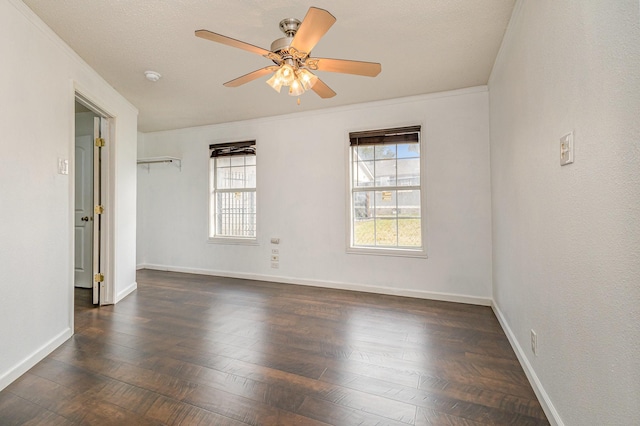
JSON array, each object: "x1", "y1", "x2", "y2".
[{"x1": 0, "y1": 270, "x2": 549, "y2": 425}]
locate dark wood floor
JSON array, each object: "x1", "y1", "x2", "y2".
[{"x1": 0, "y1": 270, "x2": 548, "y2": 425}]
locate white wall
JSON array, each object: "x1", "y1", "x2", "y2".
[
  {"x1": 0, "y1": 0, "x2": 138, "y2": 390},
  {"x1": 489, "y1": 1, "x2": 640, "y2": 424},
  {"x1": 137, "y1": 87, "x2": 493, "y2": 303}
]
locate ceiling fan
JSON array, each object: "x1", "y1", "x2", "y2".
[{"x1": 195, "y1": 7, "x2": 381, "y2": 99}]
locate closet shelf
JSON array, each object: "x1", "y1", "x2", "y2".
[{"x1": 137, "y1": 156, "x2": 181, "y2": 172}]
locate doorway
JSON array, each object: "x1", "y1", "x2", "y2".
[
  {"x1": 74, "y1": 101, "x2": 97, "y2": 290},
  {"x1": 73, "y1": 97, "x2": 110, "y2": 306}
]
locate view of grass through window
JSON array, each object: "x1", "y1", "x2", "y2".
[{"x1": 354, "y1": 217, "x2": 421, "y2": 246}]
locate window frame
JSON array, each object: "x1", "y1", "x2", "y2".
[
  {"x1": 208, "y1": 140, "x2": 258, "y2": 245},
  {"x1": 346, "y1": 126, "x2": 427, "y2": 258}
]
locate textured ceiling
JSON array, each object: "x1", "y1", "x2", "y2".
[{"x1": 23, "y1": 0, "x2": 515, "y2": 132}]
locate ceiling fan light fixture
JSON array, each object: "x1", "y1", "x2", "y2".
[
  {"x1": 297, "y1": 69, "x2": 318, "y2": 91},
  {"x1": 279, "y1": 64, "x2": 295, "y2": 86},
  {"x1": 196, "y1": 7, "x2": 379, "y2": 100},
  {"x1": 266, "y1": 73, "x2": 283, "y2": 92},
  {"x1": 288, "y1": 78, "x2": 304, "y2": 96}
]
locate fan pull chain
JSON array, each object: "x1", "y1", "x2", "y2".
[{"x1": 297, "y1": 98, "x2": 301, "y2": 106}]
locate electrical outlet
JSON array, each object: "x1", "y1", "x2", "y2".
[
  {"x1": 271, "y1": 262, "x2": 279, "y2": 269},
  {"x1": 530, "y1": 329, "x2": 538, "y2": 355},
  {"x1": 271, "y1": 249, "x2": 279, "y2": 255}
]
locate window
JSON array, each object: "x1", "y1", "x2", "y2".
[
  {"x1": 349, "y1": 126, "x2": 425, "y2": 255},
  {"x1": 209, "y1": 141, "x2": 256, "y2": 241}
]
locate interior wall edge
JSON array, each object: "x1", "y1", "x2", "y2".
[
  {"x1": 492, "y1": 301, "x2": 563, "y2": 426},
  {"x1": 487, "y1": 0, "x2": 524, "y2": 87},
  {"x1": 138, "y1": 264, "x2": 493, "y2": 307},
  {"x1": 0, "y1": 328, "x2": 72, "y2": 393},
  {"x1": 116, "y1": 282, "x2": 138, "y2": 304}
]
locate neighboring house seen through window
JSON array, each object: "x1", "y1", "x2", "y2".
[
  {"x1": 209, "y1": 141, "x2": 256, "y2": 241},
  {"x1": 349, "y1": 126, "x2": 425, "y2": 255}
]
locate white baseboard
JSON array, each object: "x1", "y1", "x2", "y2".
[
  {"x1": 491, "y1": 302, "x2": 564, "y2": 426},
  {"x1": 116, "y1": 281, "x2": 137, "y2": 303},
  {"x1": 0, "y1": 327, "x2": 72, "y2": 392},
  {"x1": 137, "y1": 263, "x2": 492, "y2": 306}
]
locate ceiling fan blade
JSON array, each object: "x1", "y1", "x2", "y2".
[
  {"x1": 309, "y1": 58, "x2": 381, "y2": 77},
  {"x1": 195, "y1": 29, "x2": 270, "y2": 56},
  {"x1": 290, "y1": 7, "x2": 336, "y2": 55},
  {"x1": 311, "y1": 78, "x2": 336, "y2": 98},
  {"x1": 223, "y1": 66, "x2": 279, "y2": 87}
]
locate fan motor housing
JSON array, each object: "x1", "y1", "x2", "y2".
[
  {"x1": 270, "y1": 37, "x2": 294, "y2": 53},
  {"x1": 271, "y1": 17, "x2": 302, "y2": 54}
]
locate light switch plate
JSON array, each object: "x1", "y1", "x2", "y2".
[
  {"x1": 560, "y1": 132, "x2": 574, "y2": 166},
  {"x1": 58, "y1": 158, "x2": 69, "y2": 175}
]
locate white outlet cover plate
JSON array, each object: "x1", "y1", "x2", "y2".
[{"x1": 531, "y1": 329, "x2": 538, "y2": 355}]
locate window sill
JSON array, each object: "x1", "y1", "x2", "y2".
[
  {"x1": 208, "y1": 237, "x2": 259, "y2": 246},
  {"x1": 347, "y1": 246, "x2": 427, "y2": 258}
]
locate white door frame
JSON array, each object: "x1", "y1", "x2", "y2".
[{"x1": 72, "y1": 86, "x2": 115, "y2": 310}]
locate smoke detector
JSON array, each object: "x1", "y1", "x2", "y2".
[{"x1": 144, "y1": 70, "x2": 162, "y2": 82}]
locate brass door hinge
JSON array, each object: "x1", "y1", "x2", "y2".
[
  {"x1": 95, "y1": 137, "x2": 105, "y2": 147},
  {"x1": 94, "y1": 205, "x2": 104, "y2": 214},
  {"x1": 94, "y1": 273, "x2": 104, "y2": 283}
]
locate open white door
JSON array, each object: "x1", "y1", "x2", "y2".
[{"x1": 74, "y1": 135, "x2": 94, "y2": 288}]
